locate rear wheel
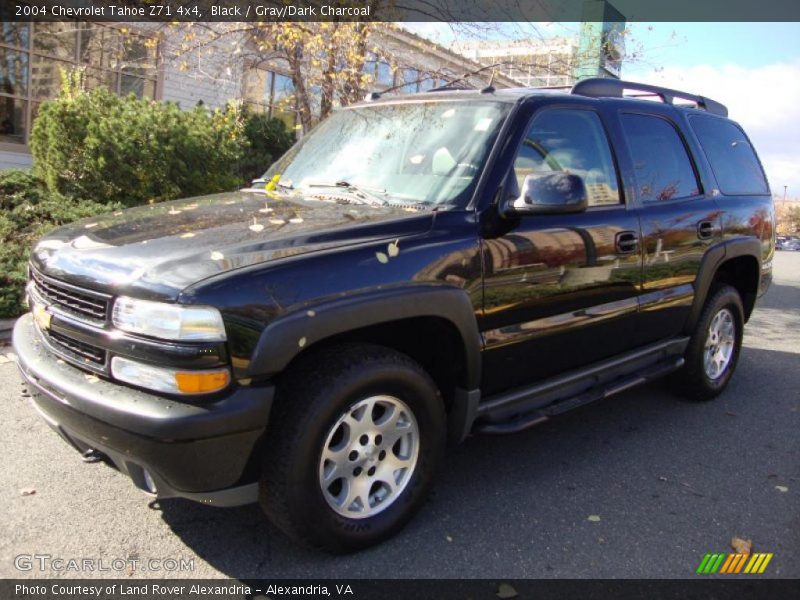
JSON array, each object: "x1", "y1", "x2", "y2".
[
  {"x1": 259, "y1": 343, "x2": 445, "y2": 552},
  {"x1": 673, "y1": 284, "x2": 744, "y2": 401}
]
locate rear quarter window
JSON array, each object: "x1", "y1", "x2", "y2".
[{"x1": 688, "y1": 115, "x2": 769, "y2": 195}]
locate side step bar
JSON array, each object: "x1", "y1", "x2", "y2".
[{"x1": 474, "y1": 337, "x2": 688, "y2": 435}]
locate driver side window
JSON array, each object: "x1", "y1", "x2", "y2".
[{"x1": 513, "y1": 108, "x2": 621, "y2": 206}]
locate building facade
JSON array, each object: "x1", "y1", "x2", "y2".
[
  {"x1": 0, "y1": 22, "x2": 524, "y2": 171},
  {"x1": 452, "y1": 1, "x2": 626, "y2": 89},
  {"x1": 454, "y1": 37, "x2": 579, "y2": 89}
]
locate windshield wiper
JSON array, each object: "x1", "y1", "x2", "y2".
[{"x1": 305, "y1": 181, "x2": 387, "y2": 206}]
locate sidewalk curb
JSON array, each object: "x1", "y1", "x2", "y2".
[{"x1": 0, "y1": 318, "x2": 17, "y2": 344}]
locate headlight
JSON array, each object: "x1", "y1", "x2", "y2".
[
  {"x1": 112, "y1": 297, "x2": 226, "y2": 342},
  {"x1": 111, "y1": 357, "x2": 230, "y2": 395}
]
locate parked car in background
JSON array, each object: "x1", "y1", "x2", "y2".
[{"x1": 783, "y1": 239, "x2": 800, "y2": 251}]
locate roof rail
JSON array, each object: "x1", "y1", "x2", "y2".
[
  {"x1": 571, "y1": 78, "x2": 728, "y2": 117},
  {"x1": 429, "y1": 82, "x2": 475, "y2": 92}
]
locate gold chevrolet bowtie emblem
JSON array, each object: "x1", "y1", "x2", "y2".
[{"x1": 32, "y1": 303, "x2": 52, "y2": 331}]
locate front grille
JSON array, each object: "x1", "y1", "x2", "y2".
[
  {"x1": 46, "y1": 330, "x2": 107, "y2": 366},
  {"x1": 31, "y1": 268, "x2": 109, "y2": 322}
]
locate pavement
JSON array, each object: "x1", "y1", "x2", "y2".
[{"x1": 0, "y1": 253, "x2": 798, "y2": 580}]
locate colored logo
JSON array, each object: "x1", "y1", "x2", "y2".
[{"x1": 696, "y1": 553, "x2": 773, "y2": 574}]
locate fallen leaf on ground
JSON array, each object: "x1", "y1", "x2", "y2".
[
  {"x1": 775, "y1": 485, "x2": 788, "y2": 493},
  {"x1": 387, "y1": 240, "x2": 400, "y2": 257},
  {"x1": 731, "y1": 537, "x2": 752, "y2": 554},
  {"x1": 496, "y1": 583, "x2": 518, "y2": 599},
  {"x1": 658, "y1": 476, "x2": 668, "y2": 482},
  {"x1": 587, "y1": 515, "x2": 601, "y2": 522},
  {"x1": 20, "y1": 488, "x2": 35, "y2": 496},
  {"x1": 375, "y1": 252, "x2": 389, "y2": 264}
]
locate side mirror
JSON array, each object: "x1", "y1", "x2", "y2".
[{"x1": 501, "y1": 172, "x2": 588, "y2": 217}]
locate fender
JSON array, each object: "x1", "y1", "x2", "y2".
[
  {"x1": 685, "y1": 237, "x2": 762, "y2": 333},
  {"x1": 246, "y1": 285, "x2": 483, "y2": 392}
]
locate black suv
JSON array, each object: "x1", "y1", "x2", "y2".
[{"x1": 14, "y1": 79, "x2": 774, "y2": 552}]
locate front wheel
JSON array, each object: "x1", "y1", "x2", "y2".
[
  {"x1": 259, "y1": 344, "x2": 445, "y2": 552},
  {"x1": 673, "y1": 284, "x2": 744, "y2": 401}
]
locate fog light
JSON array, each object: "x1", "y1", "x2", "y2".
[{"x1": 111, "y1": 356, "x2": 230, "y2": 395}]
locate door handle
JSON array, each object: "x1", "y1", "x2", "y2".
[
  {"x1": 615, "y1": 231, "x2": 639, "y2": 254},
  {"x1": 697, "y1": 220, "x2": 715, "y2": 240}
]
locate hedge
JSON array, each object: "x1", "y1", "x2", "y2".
[
  {"x1": 30, "y1": 72, "x2": 247, "y2": 207},
  {"x1": 236, "y1": 107, "x2": 295, "y2": 184},
  {"x1": 1, "y1": 72, "x2": 296, "y2": 318},
  {"x1": 0, "y1": 170, "x2": 122, "y2": 318}
]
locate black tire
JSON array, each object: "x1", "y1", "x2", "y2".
[
  {"x1": 259, "y1": 343, "x2": 446, "y2": 552},
  {"x1": 673, "y1": 284, "x2": 744, "y2": 401}
]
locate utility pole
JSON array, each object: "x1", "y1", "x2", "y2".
[{"x1": 784, "y1": 185, "x2": 788, "y2": 202}]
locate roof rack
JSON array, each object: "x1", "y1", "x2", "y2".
[
  {"x1": 429, "y1": 82, "x2": 475, "y2": 93},
  {"x1": 571, "y1": 78, "x2": 728, "y2": 117}
]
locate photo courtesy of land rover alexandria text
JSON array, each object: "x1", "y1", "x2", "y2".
[{"x1": 14, "y1": 78, "x2": 774, "y2": 552}]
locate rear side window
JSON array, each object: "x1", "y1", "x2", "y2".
[
  {"x1": 620, "y1": 113, "x2": 700, "y2": 202},
  {"x1": 689, "y1": 115, "x2": 769, "y2": 195}
]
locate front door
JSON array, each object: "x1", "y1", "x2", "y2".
[{"x1": 479, "y1": 106, "x2": 643, "y2": 396}]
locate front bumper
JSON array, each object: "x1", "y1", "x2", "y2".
[{"x1": 13, "y1": 314, "x2": 273, "y2": 506}]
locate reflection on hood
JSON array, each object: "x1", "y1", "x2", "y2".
[{"x1": 31, "y1": 189, "x2": 433, "y2": 299}]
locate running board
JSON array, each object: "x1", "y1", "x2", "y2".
[{"x1": 474, "y1": 337, "x2": 688, "y2": 434}]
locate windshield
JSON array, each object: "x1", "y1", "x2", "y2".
[{"x1": 262, "y1": 100, "x2": 510, "y2": 207}]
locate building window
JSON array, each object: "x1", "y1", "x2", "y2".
[
  {"x1": 401, "y1": 68, "x2": 419, "y2": 93},
  {"x1": 243, "y1": 66, "x2": 297, "y2": 128},
  {"x1": 362, "y1": 54, "x2": 395, "y2": 91},
  {"x1": 0, "y1": 21, "x2": 159, "y2": 148}
]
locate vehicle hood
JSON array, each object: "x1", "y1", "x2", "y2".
[{"x1": 30, "y1": 190, "x2": 434, "y2": 300}]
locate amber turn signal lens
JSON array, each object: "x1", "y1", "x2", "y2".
[{"x1": 174, "y1": 370, "x2": 230, "y2": 394}]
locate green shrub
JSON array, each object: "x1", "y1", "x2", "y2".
[
  {"x1": 0, "y1": 169, "x2": 48, "y2": 210},
  {"x1": 0, "y1": 170, "x2": 121, "y2": 318},
  {"x1": 30, "y1": 71, "x2": 246, "y2": 207},
  {"x1": 237, "y1": 109, "x2": 295, "y2": 183}
]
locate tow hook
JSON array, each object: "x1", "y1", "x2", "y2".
[{"x1": 81, "y1": 449, "x2": 105, "y2": 464}]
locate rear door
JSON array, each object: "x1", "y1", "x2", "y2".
[
  {"x1": 614, "y1": 109, "x2": 722, "y2": 342},
  {"x1": 479, "y1": 103, "x2": 643, "y2": 396}
]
